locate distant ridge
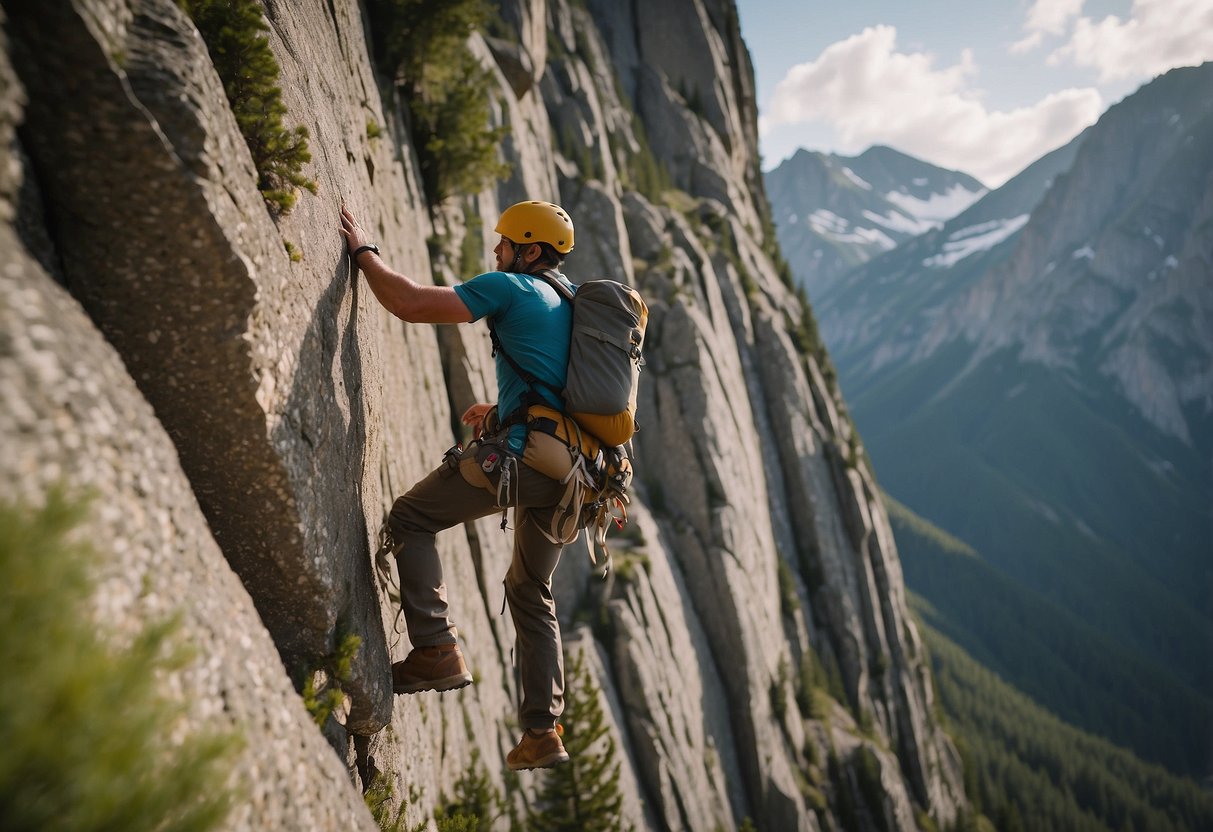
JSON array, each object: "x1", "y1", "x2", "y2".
[
  {"x1": 806, "y1": 62, "x2": 1213, "y2": 777},
  {"x1": 765, "y1": 145, "x2": 985, "y2": 296},
  {"x1": 814, "y1": 129, "x2": 1087, "y2": 368}
]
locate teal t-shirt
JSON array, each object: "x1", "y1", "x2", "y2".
[{"x1": 454, "y1": 271, "x2": 575, "y2": 452}]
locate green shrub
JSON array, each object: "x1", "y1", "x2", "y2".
[
  {"x1": 435, "y1": 747, "x2": 506, "y2": 832},
  {"x1": 855, "y1": 746, "x2": 889, "y2": 832},
  {"x1": 557, "y1": 123, "x2": 602, "y2": 182},
  {"x1": 410, "y1": 52, "x2": 509, "y2": 204},
  {"x1": 368, "y1": 0, "x2": 510, "y2": 206},
  {"x1": 363, "y1": 775, "x2": 427, "y2": 832},
  {"x1": 789, "y1": 293, "x2": 825, "y2": 361},
  {"x1": 458, "y1": 213, "x2": 485, "y2": 279},
  {"x1": 182, "y1": 0, "x2": 317, "y2": 213},
  {"x1": 611, "y1": 549, "x2": 652, "y2": 585},
  {"x1": 302, "y1": 632, "x2": 362, "y2": 727},
  {"x1": 777, "y1": 558, "x2": 800, "y2": 619},
  {"x1": 794, "y1": 651, "x2": 825, "y2": 719},
  {"x1": 0, "y1": 491, "x2": 240, "y2": 831},
  {"x1": 770, "y1": 657, "x2": 791, "y2": 724},
  {"x1": 845, "y1": 430, "x2": 862, "y2": 469}
]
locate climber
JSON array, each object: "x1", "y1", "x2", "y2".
[{"x1": 339, "y1": 200, "x2": 577, "y2": 771}]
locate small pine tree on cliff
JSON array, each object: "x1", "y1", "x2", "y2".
[
  {"x1": 527, "y1": 649, "x2": 633, "y2": 832},
  {"x1": 434, "y1": 746, "x2": 510, "y2": 832},
  {"x1": 367, "y1": 0, "x2": 509, "y2": 207},
  {"x1": 181, "y1": 0, "x2": 317, "y2": 213}
]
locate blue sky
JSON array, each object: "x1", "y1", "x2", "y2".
[{"x1": 735, "y1": 0, "x2": 1213, "y2": 185}]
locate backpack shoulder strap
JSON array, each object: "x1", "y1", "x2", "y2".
[
  {"x1": 486, "y1": 270, "x2": 570, "y2": 425},
  {"x1": 534, "y1": 268, "x2": 576, "y2": 303},
  {"x1": 487, "y1": 321, "x2": 562, "y2": 401}
]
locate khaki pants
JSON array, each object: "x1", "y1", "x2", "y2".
[{"x1": 388, "y1": 438, "x2": 567, "y2": 730}]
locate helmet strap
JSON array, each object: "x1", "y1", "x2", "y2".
[{"x1": 508, "y1": 240, "x2": 525, "y2": 273}]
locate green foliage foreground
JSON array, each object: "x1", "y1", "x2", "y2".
[
  {"x1": 302, "y1": 632, "x2": 362, "y2": 727},
  {"x1": 435, "y1": 746, "x2": 512, "y2": 832},
  {"x1": 0, "y1": 493, "x2": 240, "y2": 832}
]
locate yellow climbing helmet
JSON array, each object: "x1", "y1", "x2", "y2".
[{"x1": 494, "y1": 200, "x2": 575, "y2": 254}]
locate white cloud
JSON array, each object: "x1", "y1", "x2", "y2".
[
  {"x1": 1010, "y1": 32, "x2": 1045, "y2": 54},
  {"x1": 766, "y1": 26, "x2": 1103, "y2": 186},
  {"x1": 1027, "y1": 0, "x2": 1087, "y2": 35},
  {"x1": 1049, "y1": 0, "x2": 1213, "y2": 81},
  {"x1": 1011, "y1": 0, "x2": 1085, "y2": 53}
]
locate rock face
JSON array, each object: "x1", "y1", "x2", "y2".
[{"x1": 2, "y1": 0, "x2": 965, "y2": 829}]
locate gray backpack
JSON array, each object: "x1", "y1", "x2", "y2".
[
  {"x1": 491, "y1": 271, "x2": 647, "y2": 446},
  {"x1": 549, "y1": 274, "x2": 647, "y2": 445}
]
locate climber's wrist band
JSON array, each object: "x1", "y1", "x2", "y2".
[{"x1": 352, "y1": 243, "x2": 380, "y2": 258}]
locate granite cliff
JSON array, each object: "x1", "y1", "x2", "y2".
[{"x1": 1, "y1": 0, "x2": 965, "y2": 829}]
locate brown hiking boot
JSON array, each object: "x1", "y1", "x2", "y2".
[
  {"x1": 392, "y1": 644, "x2": 473, "y2": 694},
  {"x1": 507, "y1": 725, "x2": 570, "y2": 771}
]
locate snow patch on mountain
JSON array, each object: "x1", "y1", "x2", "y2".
[
  {"x1": 887, "y1": 183, "x2": 987, "y2": 224},
  {"x1": 922, "y1": 214, "x2": 1029, "y2": 268},
  {"x1": 810, "y1": 209, "x2": 896, "y2": 249},
  {"x1": 841, "y1": 167, "x2": 872, "y2": 190},
  {"x1": 862, "y1": 208, "x2": 937, "y2": 236},
  {"x1": 809, "y1": 209, "x2": 848, "y2": 234}
]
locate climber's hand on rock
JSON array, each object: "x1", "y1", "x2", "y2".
[{"x1": 339, "y1": 205, "x2": 371, "y2": 254}]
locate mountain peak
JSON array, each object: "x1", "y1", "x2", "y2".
[{"x1": 766, "y1": 144, "x2": 987, "y2": 294}]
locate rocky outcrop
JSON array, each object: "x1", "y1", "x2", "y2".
[
  {"x1": 5, "y1": 0, "x2": 518, "y2": 824},
  {"x1": 3, "y1": 0, "x2": 966, "y2": 829},
  {"x1": 6, "y1": 0, "x2": 396, "y2": 733}
]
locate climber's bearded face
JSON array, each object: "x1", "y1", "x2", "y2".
[
  {"x1": 494, "y1": 236, "x2": 540, "y2": 272},
  {"x1": 493, "y1": 236, "x2": 515, "y2": 271}
]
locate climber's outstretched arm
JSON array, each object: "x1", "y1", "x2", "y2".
[{"x1": 340, "y1": 206, "x2": 473, "y2": 324}]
